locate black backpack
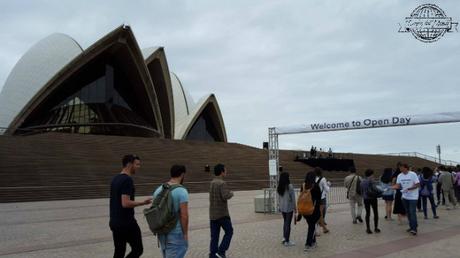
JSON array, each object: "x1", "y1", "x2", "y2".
[{"x1": 367, "y1": 181, "x2": 383, "y2": 199}]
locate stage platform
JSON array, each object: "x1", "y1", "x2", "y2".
[{"x1": 295, "y1": 156, "x2": 355, "y2": 171}]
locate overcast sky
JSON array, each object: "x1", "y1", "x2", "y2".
[{"x1": 1, "y1": 0, "x2": 459, "y2": 163}]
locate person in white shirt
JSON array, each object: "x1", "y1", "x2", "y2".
[
  {"x1": 315, "y1": 168, "x2": 330, "y2": 234},
  {"x1": 393, "y1": 163, "x2": 420, "y2": 235}
]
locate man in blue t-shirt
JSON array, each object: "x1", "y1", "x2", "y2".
[
  {"x1": 109, "y1": 155, "x2": 152, "y2": 258},
  {"x1": 153, "y1": 165, "x2": 189, "y2": 258}
]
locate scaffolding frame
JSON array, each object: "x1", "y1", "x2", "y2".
[{"x1": 265, "y1": 112, "x2": 460, "y2": 214}]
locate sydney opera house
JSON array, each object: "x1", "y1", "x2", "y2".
[
  {"x1": 0, "y1": 25, "x2": 226, "y2": 142},
  {"x1": 0, "y1": 25, "x2": 271, "y2": 202},
  {"x1": 0, "y1": 25, "x2": 435, "y2": 203}
]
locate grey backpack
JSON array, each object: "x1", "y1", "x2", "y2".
[{"x1": 144, "y1": 183, "x2": 183, "y2": 235}]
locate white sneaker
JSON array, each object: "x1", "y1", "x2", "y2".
[
  {"x1": 283, "y1": 241, "x2": 295, "y2": 247},
  {"x1": 304, "y1": 245, "x2": 313, "y2": 252}
]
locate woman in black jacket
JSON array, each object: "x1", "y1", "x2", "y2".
[
  {"x1": 300, "y1": 171, "x2": 322, "y2": 252},
  {"x1": 361, "y1": 169, "x2": 381, "y2": 234}
]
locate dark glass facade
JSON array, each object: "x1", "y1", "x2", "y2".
[
  {"x1": 19, "y1": 60, "x2": 159, "y2": 137},
  {"x1": 186, "y1": 106, "x2": 222, "y2": 142}
]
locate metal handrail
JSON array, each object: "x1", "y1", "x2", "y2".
[{"x1": 385, "y1": 152, "x2": 459, "y2": 166}]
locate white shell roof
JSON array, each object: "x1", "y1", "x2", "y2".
[
  {"x1": 0, "y1": 29, "x2": 226, "y2": 141},
  {"x1": 174, "y1": 93, "x2": 212, "y2": 139},
  {"x1": 141, "y1": 47, "x2": 161, "y2": 60},
  {"x1": 170, "y1": 72, "x2": 196, "y2": 135},
  {"x1": 0, "y1": 33, "x2": 83, "y2": 131}
]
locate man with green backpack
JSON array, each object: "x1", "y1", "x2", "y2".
[{"x1": 148, "y1": 165, "x2": 189, "y2": 258}]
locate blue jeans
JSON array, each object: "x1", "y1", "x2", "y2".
[
  {"x1": 158, "y1": 231, "x2": 188, "y2": 258},
  {"x1": 402, "y1": 199, "x2": 418, "y2": 231},
  {"x1": 210, "y1": 216, "x2": 233, "y2": 257},
  {"x1": 421, "y1": 194, "x2": 437, "y2": 218}
]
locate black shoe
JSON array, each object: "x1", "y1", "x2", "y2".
[
  {"x1": 357, "y1": 216, "x2": 363, "y2": 223},
  {"x1": 384, "y1": 215, "x2": 388, "y2": 219},
  {"x1": 434, "y1": 215, "x2": 439, "y2": 219},
  {"x1": 296, "y1": 214, "x2": 302, "y2": 222},
  {"x1": 374, "y1": 228, "x2": 381, "y2": 233},
  {"x1": 353, "y1": 220, "x2": 357, "y2": 224},
  {"x1": 406, "y1": 228, "x2": 412, "y2": 232},
  {"x1": 366, "y1": 229, "x2": 373, "y2": 234}
]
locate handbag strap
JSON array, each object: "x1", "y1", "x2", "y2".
[{"x1": 347, "y1": 176, "x2": 356, "y2": 193}]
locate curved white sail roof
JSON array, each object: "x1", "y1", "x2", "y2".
[{"x1": 0, "y1": 33, "x2": 82, "y2": 131}]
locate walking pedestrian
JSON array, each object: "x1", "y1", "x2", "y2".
[
  {"x1": 416, "y1": 168, "x2": 423, "y2": 212},
  {"x1": 314, "y1": 168, "x2": 330, "y2": 234},
  {"x1": 300, "y1": 171, "x2": 322, "y2": 252},
  {"x1": 454, "y1": 165, "x2": 460, "y2": 202},
  {"x1": 380, "y1": 168, "x2": 395, "y2": 220},
  {"x1": 209, "y1": 164, "x2": 234, "y2": 258},
  {"x1": 344, "y1": 167, "x2": 363, "y2": 224},
  {"x1": 277, "y1": 172, "x2": 296, "y2": 247},
  {"x1": 435, "y1": 168, "x2": 445, "y2": 205},
  {"x1": 153, "y1": 165, "x2": 189, "y2": 258},
  {"x1": 392, "y1": 163, "x2": 407, "y2": 224},
  {"x1": 419, "y1": 167, "x2": 439, "y2": 219},
  {"x1": 109, "y1": 155, "x2": 152, "y2": 258},
  {"x1": 361, "y1": 169, "x2": 381, "y2": 234},
  {"x1": 439, "y1": 166, "x2": 457, "y2": 210},
  {"x1": 393, "y1": 163, "x2": 420, "y2": 236}
]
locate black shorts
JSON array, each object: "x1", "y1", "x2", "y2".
[{"x1": 382, "y1": 195, "x2": 394, "y2": 201}]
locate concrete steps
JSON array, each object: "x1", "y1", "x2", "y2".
[{"x1": 0, "y1": 133, "x2": 439, "y2": 202}]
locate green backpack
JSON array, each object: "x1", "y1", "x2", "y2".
[{"x1": 144, "y1": 183, "x2": 183, "y2": 235}]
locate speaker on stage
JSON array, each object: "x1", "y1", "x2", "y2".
[{"x1": 263, "y1": 142, "x2": 269, "y2": 149}]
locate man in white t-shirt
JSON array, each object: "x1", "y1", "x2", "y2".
[{"x1": 394, "y1": 163, "x2": 420, "y2": 235}]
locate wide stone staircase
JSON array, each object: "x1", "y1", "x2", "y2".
[{"x1": 0, "y1": 133, "x2": 440, "y2": 202}]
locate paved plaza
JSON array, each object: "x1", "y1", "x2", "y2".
[{"x1": 1, "y1": 190, "x2": 460, "y2": 258}]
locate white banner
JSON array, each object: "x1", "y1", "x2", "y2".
[
  {"x1": 268, "y1": 159, "x2": 277, "y2": 176},
  {"x1": 274, "y1": 112, "x2": 460, "y2": 135}
]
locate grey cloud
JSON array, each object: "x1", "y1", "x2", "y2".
[{"x1": 0, "y1": 0, "x2": 459, "y2": 161}]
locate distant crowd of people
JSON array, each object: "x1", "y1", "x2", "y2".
[
  {"x1": 276, "y1": 162, "x2": 460, "y2": 253},
  {"x1": 341, "y1": 163, "x2": 460, "y2": 236},
  {"x1": 309, "y1": 146, "x2": 334, "y2": 158},
  {"x1": 108, "y1": 154, "x2": 460, "y2": 257}
]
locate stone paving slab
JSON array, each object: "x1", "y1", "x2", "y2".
[{"x1": 1, "y1": 190, "x2": 460, "y2": 257}]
